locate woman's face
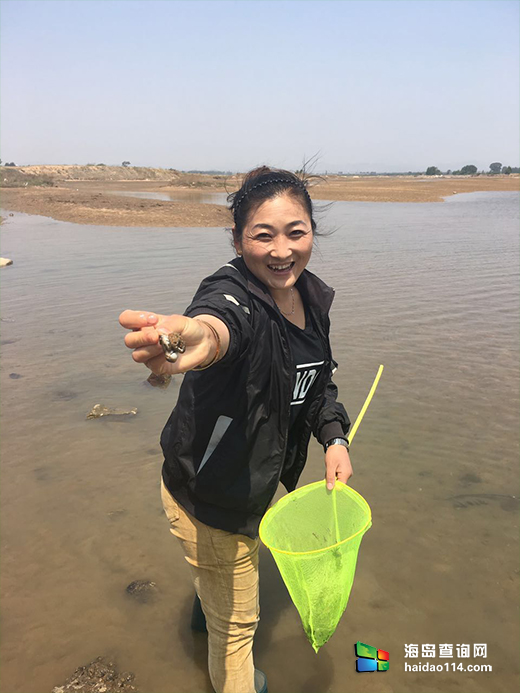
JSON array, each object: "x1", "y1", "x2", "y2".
[{"x1": 234, "y1": 193, "x2": 313, "y2": 293}]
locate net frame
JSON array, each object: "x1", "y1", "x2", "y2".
[{"x1": 259, "y1": 480, "x2": 372, "y2": 556}]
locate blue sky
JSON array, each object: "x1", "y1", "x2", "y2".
[{"x1": 1, "y1": 0, "x2": 519, "y2": 172}]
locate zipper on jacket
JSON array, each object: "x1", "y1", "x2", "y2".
[{"x1": 279, "y1": 315, "x2": 295, "y2": 465}]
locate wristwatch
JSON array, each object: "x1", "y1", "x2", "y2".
[{"x1": 324, "y1": 437, "x2": 350, "y2": 452}]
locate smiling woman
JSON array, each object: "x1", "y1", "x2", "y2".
[
  {"x1": 119, "y1": 165, "x2": 352, "y2": 693},
  {"x1": 232, "y1": 197, "x2": 313, "y2": 326},
  {"x1": 228, "y1": 167, "x2": 328, "y2": 329}
]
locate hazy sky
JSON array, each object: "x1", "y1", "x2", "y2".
[{"x1": 1, "y1": 0, "x2": 519, "y2": 172}]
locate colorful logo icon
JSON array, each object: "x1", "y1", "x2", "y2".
[{"x1": 355, "y1": 641, "x2": 389, "y2": 672}]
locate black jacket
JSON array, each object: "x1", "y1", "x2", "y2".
[{"x1": 160, "y1": 256, "x2": 350, "y2": 539}]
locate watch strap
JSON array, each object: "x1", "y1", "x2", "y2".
[{"x1": 324, "y1": 437, "x2": 350, "y2": 452}]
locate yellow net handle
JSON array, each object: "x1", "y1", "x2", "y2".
[{"x1": 346, "y1": 365, "x2": 384, "y2": 446}]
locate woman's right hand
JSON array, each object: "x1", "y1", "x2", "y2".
[{"x1": 119, "y1": 310, "x2": 218, "y2": 375}]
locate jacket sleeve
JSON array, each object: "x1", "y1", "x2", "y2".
[
  {"x1": 183, "y1": 270, "x2": 254, "y2": 367},
  {"x1": 312, "y1": 356, "x2": 351, "y2": 449}
]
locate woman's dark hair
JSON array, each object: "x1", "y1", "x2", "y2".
[{"x1": 227, "y1": 164, "x2": 332, "y2": 248}]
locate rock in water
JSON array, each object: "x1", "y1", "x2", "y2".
[
  {"x1": 0, "y1": 258, "x2": 13, "y2": 267},
  {"x1": 125, "y1": 580, "x2": 158, "y2": 604},
  {"x1": 53, "y1": 389, "x2": 78, "y2": 401},
  {"x1": 86, "y1": 404, "x2": 138, "y2": 420},
  {"x1": 51, "y1": 655, "x2": 136, "y2": 693},
  {"x1": 146, "y1": 372, "x2": 172, "y2": 389}
]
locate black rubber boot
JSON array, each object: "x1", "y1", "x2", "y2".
[
  {"x1": 254, "y1": 669, "x2": 268, "y2": 693},
  {"x1": 191, "y1": 593, "x2": 207, "y2": 633}
]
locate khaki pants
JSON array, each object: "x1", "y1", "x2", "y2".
[{"x1": 160, "y1": 477, "x2": 260, "y2": 693}]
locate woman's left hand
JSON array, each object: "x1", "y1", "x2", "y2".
[{"x1": 325, "y1": 446, "x2": 353, "y2": 490}]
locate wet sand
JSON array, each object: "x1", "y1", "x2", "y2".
[
  {"x1": 0, "y1": 184, "x2": 231, "y2": 228},
  {"x1": 1, "y1": 174, "x2": 518, "y2": 227}
]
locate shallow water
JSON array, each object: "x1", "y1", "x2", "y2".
[
  {"x1": 0, "y1": 192, "x2": 518, "y2": 693},
  {"x1": 109, "y1": 190, "x2": 229, "y2": 204}
]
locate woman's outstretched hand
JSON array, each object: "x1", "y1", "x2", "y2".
[
  {"x1": 325, "y1": 446, "x2": 353, "y2": 490},
  {"x1": 119, "y1": 310, "x2": 221, "y2": 375}
]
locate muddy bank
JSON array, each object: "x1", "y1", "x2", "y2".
[
  {"x1": 312, "y1": 173, "x2": 519, "y2": 202},
  {"x1": 0, "y1": 185, "x2": 231, "y2": 227},
  {"x1": 0, "y1": 173, "x2": 518, "y2": 227}
]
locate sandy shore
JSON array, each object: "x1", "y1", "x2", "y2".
[
  {"x1": 311, "y1": 174, "x2": 519, "y2": 202},
  {"x1": 1, "y1": 174, "x2": 518, "y2": 227},
  {"x1": 0, "y1": 184, "x2": 231, "y2": 228}
]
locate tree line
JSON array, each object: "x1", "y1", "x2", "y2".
[{"x1": 426, "y1": 163, "x2": 518, "y2": 175}]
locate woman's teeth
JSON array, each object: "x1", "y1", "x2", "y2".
[{"x1": 268, "y1": 262, "x2": 294, "y2": 272}]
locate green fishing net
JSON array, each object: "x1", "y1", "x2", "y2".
[{"x1": 259, "y1": 480, "x2": 372, "y2": 652}]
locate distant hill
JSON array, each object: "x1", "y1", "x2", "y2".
[
  {"x1": 1, "y1": 165, "x2": 240, "y2": 189},
  {"x1": 4, "y1": 164, "x2": 181, "y2": 182}
]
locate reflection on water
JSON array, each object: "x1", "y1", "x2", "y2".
[{"x1": 0, "y1": 192, "x2": 518, "y2": 693}]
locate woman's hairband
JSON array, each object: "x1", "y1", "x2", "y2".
[{"x1": 233, "y1": 178, "x2": 311, "y2": 218}]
